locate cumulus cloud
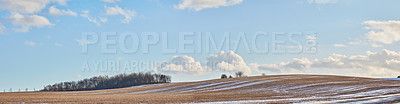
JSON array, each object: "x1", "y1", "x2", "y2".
[
  {"x1": 105, "y1": 6, "x2": 136, "y2": 23},
  {"x1": 249, "y1": 63, "x2": 280, "y2": 73},
  {"x1": 253, "y1": 49, "x2": 400, "y2": 77},
  {"x1": 154, "y1": 51, "x2": 252, "y2": 75},
  {"x1": 0, "y1": 0, "x2": 67, "y2": 14},
  {"x1": 314, "y1": 50, "x2": 400, "y2": 77},
  {"x1": 152, "y1": 49, "x2": 400, "y2": 78},
  {"x1": 101, "y1": 0, "x2": 120, "y2": 3},
  {"x1": 154, "y1": 56, "x2": 205, "y2": 75},
  {"x1": 80, "y1": 10, "x2": 106, "y2": 26},
  {"x1": 333, "y1": 44, "x2": 346, "y2": 47},
  {"x1": 10, "y1": 13, "x2": 53, "y2": 32},
  {"x1": 363, "y1": 20, "x2": 400, "y2": 44},
  {"x1": 206, "y1": 51, "x2": 251, "y2": 75},
  {"x1": 307, "y1": 0, "x2": 337, "y2": 4},
  {"x1": 174, "y1": 0, "x2": 243, "y2": 11},
  {"x1": 49, "y1": 6, "x2": 77, "y2": 16},
  {"x1": 251, "y1": 58, "x2": 311, "y2": 73},
  {"x1": 0, "y1": 0, "x2": 71, "y2": 32}
]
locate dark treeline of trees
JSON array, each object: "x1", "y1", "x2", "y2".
[
  {"x1": 41, "y1": 72, "x2": 171, "y2": 91},
  {"x1": 221, "y1": 71, "x2": 247, "y2": 79},
  {"x1": 220, "y1": 74, "x2": 234, "y2": 79}
]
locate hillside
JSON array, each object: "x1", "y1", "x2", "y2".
[{"x1": 2, "y1": 74, "x2": 400, "y2": 103}]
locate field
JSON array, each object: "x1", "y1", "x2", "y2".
[{"x1": 2, "y1": 74, "x2": 400, "y2": 103}]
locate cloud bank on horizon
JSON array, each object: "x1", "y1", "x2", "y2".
[
  {"x1": 252, "y1": 49, "x2": 400, "y2": 77},
  {"x1": 155, "y1": 49, "x2": 400, "y2": 78}
]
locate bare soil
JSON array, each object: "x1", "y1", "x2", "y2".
[{"x1": 2, "y1": 74, "x2": 400, "y2": 103}]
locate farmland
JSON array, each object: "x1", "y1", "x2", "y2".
[{"x1": 2, "y1": 74, "x2": 400, "y2": 103}]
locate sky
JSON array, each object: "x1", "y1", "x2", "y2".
[{"x1": 1, "y1": 0, "x2": 400, "y2": 91}]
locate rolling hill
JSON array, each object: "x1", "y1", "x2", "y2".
[{"x1": 2, "y1": 74, "x2": 400, "y2": 103}]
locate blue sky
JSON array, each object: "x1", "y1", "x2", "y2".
[{"x1": 1, "y1": 0, "x2": 400, "y2": 91}]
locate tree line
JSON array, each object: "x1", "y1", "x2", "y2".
[
  {"x1": 42, "y1": 72, "x2": 171, "y2": 91},
  {"x1": 221, "y1": 71, "x2": 247, "y2": 79}
]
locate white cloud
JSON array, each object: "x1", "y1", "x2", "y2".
[
  {"x1": 80, "y1": 10, "x2": 101, "y2": 26},
  {"x1": 154, "y1": 51, "x2": 251, "y2": 75},
  {"x1": 10, "y1": 13, "x2": 53, "y2": 32},
  {"x1": 104, "y1": 6, "x2": 136, "y2": 23},
  {"x1": 251, "y1": 58, "x2": 311, "y2": 73},
  {"x1": 174, "y1": 0, "x2": 243, "y2": 11},
  {"x1": 25, "y1": 41, "x2": 36, "y2": 46},
  {"x1": 254, "y1": 49, "x2": 400, "y2": 78},
  {"x1": 54, "y1": 42, "x2": 63, "y2": 47},
  {"x1": 49, "y1": 6, "x2": 77, "y2": 16},
  {"x1": 333, "y1": 44, "x2": 346, "y2": 47},
  {"x1": 0, "y1": 0, "x2": 71, "y2": 33},
  {"x1": 313, "y1": 50, "x2": 400, "y2": 77},
  {"x1": 151, "y1": 49, "x2": 400, "y2": 78},
  {"x1": 307, "y1": 0, "x2": 337, "y2": 4},
  {"x1": 76, "y1": 39, "x2": 95, "y2": 45},
  {"x1": 249, "y1": 63, "x2": 281, "y2": 73},
  {"x1": 348, "y1": 39, "x2": 362, "y2": 45},
  {"x1": 0, "y1": 0, "x2": 66, "y2": 14},
  {"x1": 363, "y1": 20, "x2": 400, "y2": 44},
  {"x1": 154, "y1": 56, "x2": 205, "y2": 75},
  {"x1": 206, "y1": 50, "x2": 251, "y2": 75},
  {"x1": 101, "y1": 0, "x2": 120, "y2": 3}
]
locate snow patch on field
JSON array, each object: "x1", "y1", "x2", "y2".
[
  {"x1": 189, "y1": 97, "x2": 321, "y2": 104},
  {"x1": 80, "y1": 83, "x2": 171, "y2": 95},
  {"x1": 339, "y1": 88, "x2": 400, "y2": 98},
  {"x1": 177, "y1": 81, "x2": 236, "y2": 93},
  {"x1": 191, "y1": 93, "x2": 400, "y2": 104},
  {"x1": 208, "y1": 80, "x2": 277, "y2": 92},
  {"x1": 123, "y1": 82, "x2": 211, "y2": 94}
]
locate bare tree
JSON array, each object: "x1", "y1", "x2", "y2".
[{"x1": 235, "y1": 71, "x2": 244, "y2": 77}]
